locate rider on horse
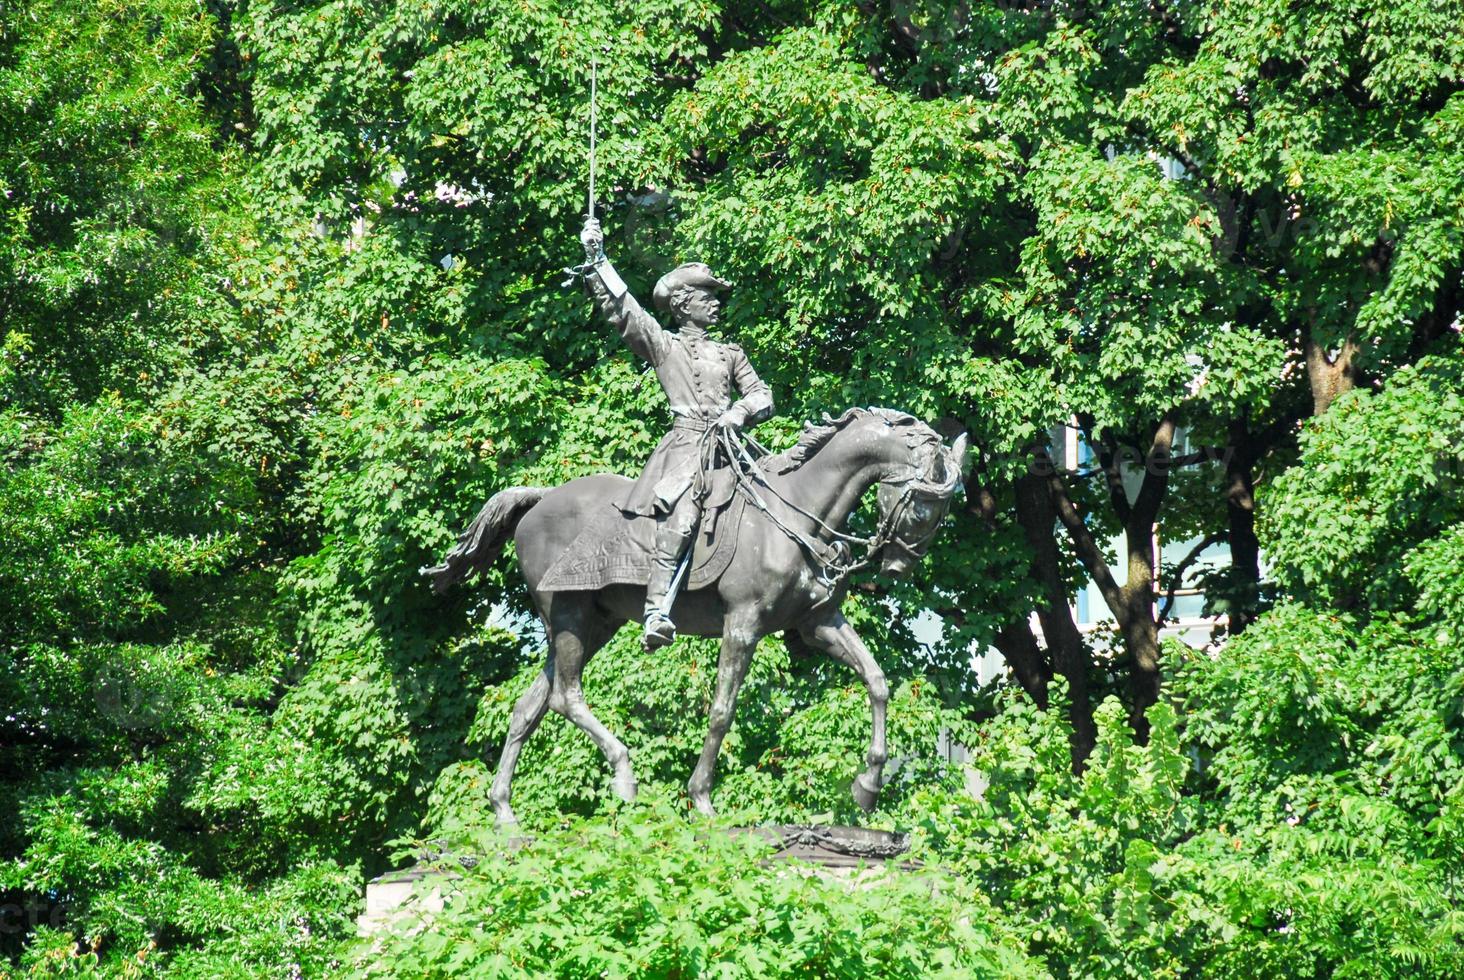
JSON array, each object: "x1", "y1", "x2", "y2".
[{"x1": 578, "y1": 216, "x2": 774, "y2": 651}]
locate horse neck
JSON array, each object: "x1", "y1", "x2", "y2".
[{"x1": 768, "y1": 421, "x2": 907, "y2": 537}]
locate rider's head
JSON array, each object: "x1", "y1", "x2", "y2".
[{"x1": 653, "y1": 263, "x2": 730, "y2": 334}]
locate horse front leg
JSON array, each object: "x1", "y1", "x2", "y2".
[
  {"x1": 799, "y1": 615, "x2": 889, "y2": 813},
  {"x1": 687, "y1": 616, "x2": 759, "y2": 817}
]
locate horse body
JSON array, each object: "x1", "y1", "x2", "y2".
[{"x1": 427, "y1": 408, "x2": 964, "y2": 825}]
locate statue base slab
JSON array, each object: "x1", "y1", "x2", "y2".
[
  {"x1": 729, "y1": 823, "x2": 913, "y2": 870},
  {"x1": 357, "y1": 824, "x2": 912, "y2": 936}
]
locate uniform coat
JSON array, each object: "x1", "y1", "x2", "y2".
[{"x1": 586, "y1": 267, "x2": 773, "y2": 516}]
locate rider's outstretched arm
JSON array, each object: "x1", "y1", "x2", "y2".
[{"x1": 580, "y1": 218, "x2": 667, "y2": 365}]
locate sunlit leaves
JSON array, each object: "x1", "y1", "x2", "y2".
[
  {"x1": 1261, "y1": 352, "x2": 1464, "y2": 609},
  {"x1": 360, "y1": 800, "x2": 1044, "y2": 978}
]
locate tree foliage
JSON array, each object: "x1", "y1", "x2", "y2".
[
  {"x1": 357, "y1": 800, "x2": 1044, "y2": 979},
  {"x1": 3, "y1": 0, "x2": 1463, "y2": 975}
]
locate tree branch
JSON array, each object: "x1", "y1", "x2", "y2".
[
  {"x1": 1088, "y1": 434, "x2": 1134, "y2": 524},
  {"x1": 1159, "y1": 530, "x2": 1224, "y2": 621},
  {"x1": 1171, "y1": 446, "x2": 1227, "y2": 468},
  {"x1": 1132, "y1": 414, "x2": 1178, "y2": 528},
  {"x1": 1042, "y1": 448, "x2": 1126, "y2": 616},
  {"x1": 989, "y1": 618, "x2": 1052, "y2": 707}
]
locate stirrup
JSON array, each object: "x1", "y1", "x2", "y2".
[{"x1": 643, "y1": 613, "x2": 677, "y2": 650}]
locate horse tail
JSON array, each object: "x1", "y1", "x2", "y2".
[{"x1": 421, "y1": 487, "x2": 550, "y2": 595}]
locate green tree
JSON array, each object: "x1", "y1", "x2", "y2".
[
  {"x1": 0, "y1": 1, "x2": 360, "y2": 972},
  {"x1": 5, "y1": 0, "x2": 1464, "y2": 974},
  {"x1": 0, "y1": 0, "x2": 246, "y2": 417}
]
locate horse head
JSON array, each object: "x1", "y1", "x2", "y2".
[
  {"x1": 769, "y1": 406, "x2": 968, "y2": 578},
  {"x1": 876, "y1": 431, "x2": 967, "y2": 577}
]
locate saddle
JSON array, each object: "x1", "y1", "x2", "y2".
[{"x1": 537, "y1": 468, "x2": 746, "y2": 593}]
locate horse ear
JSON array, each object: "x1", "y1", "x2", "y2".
[{"x1": 948, "y1": 433, "x2": 970, "y2": 478}]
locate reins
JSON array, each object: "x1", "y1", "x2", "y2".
[{"x1": 703, "y1": 426, "x2": 931, "y2": 588}]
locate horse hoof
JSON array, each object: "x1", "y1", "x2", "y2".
[
  {"x1": 612, "y1": 774, "x2": 638, "y2": 803},
  {"x1": 851, "y1": 774, "x2": 880, "y2": 813},
  {"x1": 495, "y1": 808, "x2": 520, "y2": 828},
  {"x1": 690, "y1": 794, "x2": 716, "y2": 818}
]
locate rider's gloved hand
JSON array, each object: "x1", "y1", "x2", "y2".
[
  {"x1": 715, "y1": 407, "x2": 747, "y2": 431},
  {"x1": 580, "y1": 217, "x2": 603, "y2": 261}
]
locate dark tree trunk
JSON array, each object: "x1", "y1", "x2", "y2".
[
  {"x1": 1224, "y1": 419, "x2": 1262, "y2": 634},
  {"x1": 1052, "y1": 418, "x2": 1176, "y2": 743},
  {"x1": 1014, "y1": 462, "x2": 1096, "y2": 764},
  {"x1": 1119, "y1": 542, "x2": 1162, "y2": 744},
  {"x1": 963, "y1": 461, "x2": 1083, "y2": 758},
  {"x1": 990, "y1": 618, "x2": 1051, "y2": 708},
  {"x1": 1119, "y1": 419, "x2": 1176, "y2": 741},
  {"x1": 963, "y1": 468, "x2": 1053, "y2": 709}
]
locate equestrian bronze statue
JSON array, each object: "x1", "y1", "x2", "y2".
[
  {"x1": 423, "y1": 77, "x2": 964, "y2": 822},
  {"x1": 424, "y1": 334, "x2": 966, "y2": 823}
]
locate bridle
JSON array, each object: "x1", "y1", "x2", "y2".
[
  {"x1": 880, "y1": 477, "x2": 956, "y2": 560},
  {"x1": 712, "y1": 426, "x2": 957, "y2": 588}
]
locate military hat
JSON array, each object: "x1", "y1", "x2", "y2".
[{"x1": 652, "y1": 262, "x2": 731, "y2": 314}]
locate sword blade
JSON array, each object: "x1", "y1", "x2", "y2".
[{"x1": 588, "y1": 55, "x2": 597, "y2": 221}]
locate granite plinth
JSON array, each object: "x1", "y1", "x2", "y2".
[{"x1": 358, "y1": 824, "x2": 912, "y2": 936}]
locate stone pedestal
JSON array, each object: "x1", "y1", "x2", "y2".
[
  {"x1": 357, "y1": 867, "x2": 457, "y2": 937},
  {"x1": 358, "y1": 824, "x2": 912, "y2": 936}
]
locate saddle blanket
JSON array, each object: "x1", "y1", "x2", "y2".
[{"x1": 538, "y1": 483, "x2": 746, "y2": 593}]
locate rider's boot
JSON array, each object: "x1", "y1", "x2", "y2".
[{"x1": 644, "y1": 518, "x2": 694, "y2": 651}]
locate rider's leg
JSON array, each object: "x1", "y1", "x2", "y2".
[{"x1": 643, "y1": 495, "x2": 698, "y2": 649}]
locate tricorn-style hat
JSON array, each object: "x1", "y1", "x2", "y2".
[{"x1": 652, "y1": 262, "x2": 731, "y2": 313}]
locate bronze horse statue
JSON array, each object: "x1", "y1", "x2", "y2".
[{"x1": 424, "y1": 407, "x2": 966, "y2": 825}]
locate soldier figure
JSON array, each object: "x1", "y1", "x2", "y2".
[{"x1": 579, "y1": 216, "x2": 774, "y2": 650}]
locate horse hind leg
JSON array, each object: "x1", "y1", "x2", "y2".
[
  {"x1": 546, "y1": 608, "x2": 637, "y2": 803},
  {"x1": 489, "y1": 660, "x2": 553, "y2": 827}
]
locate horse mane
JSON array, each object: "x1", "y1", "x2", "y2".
[{"x1": 770, "y1": 407, "x2": 939, "y2": 474}]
